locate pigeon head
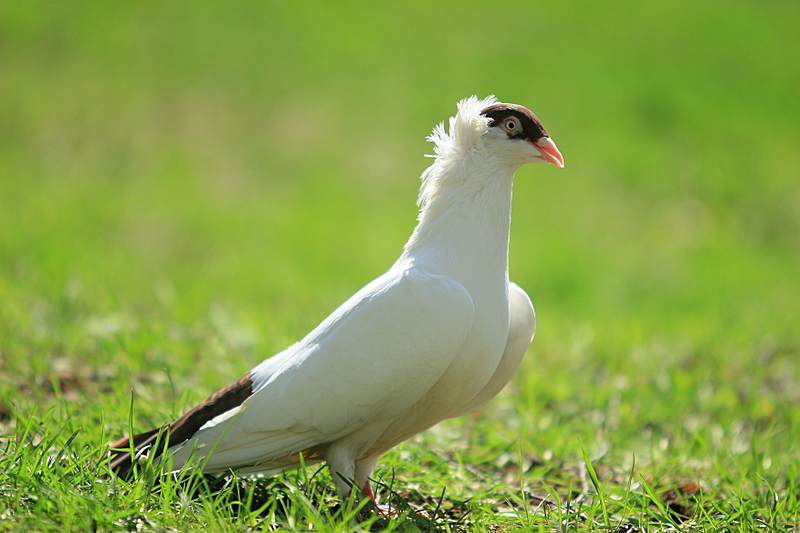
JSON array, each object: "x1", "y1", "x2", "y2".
[
  {"x1": 426, "y1": 96, "x2": 563, "y2": 170},
  {"x1": 418, "y1": 96, "x2": 564, "y2": 209},
  {"x1": 480, "y1": 103, "x2": 565, "y2": 168}
]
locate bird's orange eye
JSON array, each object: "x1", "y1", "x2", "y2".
[{"x1": 503, "y1": 118, "x2": 520, "y2": 132}]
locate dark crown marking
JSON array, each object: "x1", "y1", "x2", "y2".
[{"x1": 480, "y1": 103, "x2": 549, "y2": 141}]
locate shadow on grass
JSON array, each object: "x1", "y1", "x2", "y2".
[{"x1": 116, "y1": 461, "x2": 472, "y2": 532}]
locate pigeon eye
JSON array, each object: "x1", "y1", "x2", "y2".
[{"x1": 503, "y1": 117, "x2": 521, "y2": 133}]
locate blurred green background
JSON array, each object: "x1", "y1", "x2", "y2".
[{"x1": 1, "y1": 1, "x2": 798, "y2": 438}]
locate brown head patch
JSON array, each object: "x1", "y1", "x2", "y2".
[{"x1": 480, "y1": 103, "x2": 549, "y2": 141}]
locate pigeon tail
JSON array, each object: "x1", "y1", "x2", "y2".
[{"x1": 108, "y1": 373, "x2": 254, "y2": 478}]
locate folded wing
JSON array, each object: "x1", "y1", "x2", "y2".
[{"x1": 165, "y1": 267, "x2": 476, "y2": 473}]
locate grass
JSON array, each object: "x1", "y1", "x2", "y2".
[{"x1": 1, "y1": 0, "x2": 799, "y2": 531}]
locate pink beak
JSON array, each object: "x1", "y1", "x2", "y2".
[{"x1": 530, "y1": 137, "x2": 565, "y2": 168}]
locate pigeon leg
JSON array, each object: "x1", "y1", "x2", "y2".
[{"x1": 355, "y1": 455, "x2": 379, "y2": 500}]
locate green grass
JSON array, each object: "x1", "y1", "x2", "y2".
[{"x1": 1, "y1": 1, "x2": 799, "y2": 531}]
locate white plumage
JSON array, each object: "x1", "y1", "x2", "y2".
[{"x1": 110, "y1": 95, "x2": 564, "y2": 498}]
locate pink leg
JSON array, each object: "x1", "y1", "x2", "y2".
[
  {"x1": 361, "y1": 480, "x2": 376, "y2": 501},
  {"x1": 342, "y1": 481, "x2": 375, "y2": 503}
]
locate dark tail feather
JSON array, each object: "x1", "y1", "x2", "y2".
[
  {"x1": 108, "y1": 373, "x2": 254, "y2": 479},
  {"x1": 108, "y1": 426, "x2": 171, "y2": 479}
]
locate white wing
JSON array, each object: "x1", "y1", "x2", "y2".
[{"x1": 170, "y1": 267, "x2": 475, "y2": 471}]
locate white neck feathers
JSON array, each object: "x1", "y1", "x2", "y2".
[{"x1": 399, "y1": 96, "x2": 518, "y2": 280}]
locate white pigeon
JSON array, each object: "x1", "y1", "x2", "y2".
[{"x1": 109, "y1": 95, "x2": 564, "y2": 499}]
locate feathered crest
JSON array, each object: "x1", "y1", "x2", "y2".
[{"x1": 419, "y1": 95, "x2": 498, "y2": 208}]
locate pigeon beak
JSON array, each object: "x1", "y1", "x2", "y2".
[{"x1": 529, "y1": 137, "x2": 565, "y2": 168}]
